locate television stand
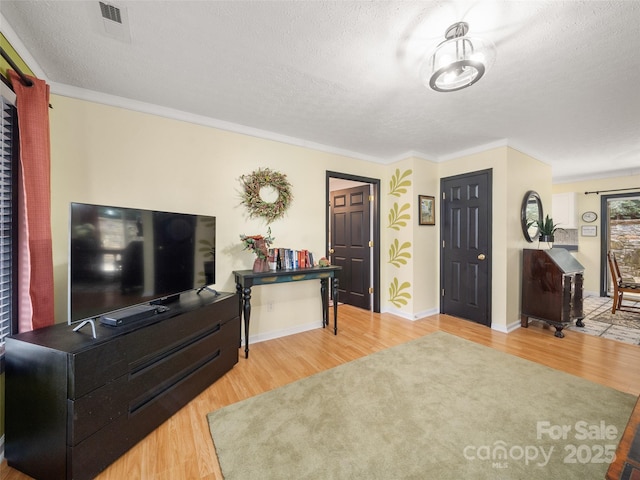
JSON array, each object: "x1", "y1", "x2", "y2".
[{"x1": 6, "y1": 291, "x2": 240, "y2": 480}]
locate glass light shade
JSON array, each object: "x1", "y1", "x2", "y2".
[{"x1": 420, "y1": 33, "x2": 496, "y2": 92}]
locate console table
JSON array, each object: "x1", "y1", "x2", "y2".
[{"x1": 233, "y1": 266, "x2": 341, "y2": 358}]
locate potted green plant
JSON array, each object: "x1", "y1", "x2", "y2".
[{"x1": 535, "y1": 214, "x2": 563, "y2": 243}]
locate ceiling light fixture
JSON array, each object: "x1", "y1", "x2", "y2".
[{"x1": 420, "y1": 22, "x2": 496, "y2": 92}]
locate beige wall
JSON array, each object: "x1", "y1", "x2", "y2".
[
  {"x1": 49, "y1": 94, "x2": 595, "y2": 342},
  {"x1": 437, "y1": 147, "x2": 553, "y2": 331},
  {"x1": 50, "y1": 95, "x2": 389, "y2": 341},
  {"x1": 51, "y1": 96, "x2": 451, "y2": 337},
  {"x1": 382, "y1": 156, "x2": 440, "y2": 320},
  {"x1": 438, "y1": 148, "x2": 507, "y2": 329},
  {"x1": 506, "y1": 149, "x2": 553, "y2": 329},
  {"x1": 410, "y1": 157, "x2": 440, "y2": 316},
  {"x1": 553, "y1": 175, "x2": 640, "y2": 294}
]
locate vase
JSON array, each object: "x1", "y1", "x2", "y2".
[{"x1": 253, "y1": 257, "x2": 269, "y2": 273}]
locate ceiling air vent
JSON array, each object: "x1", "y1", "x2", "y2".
[
  {"x1": 96, "y1": 1, "x2": 131, "y2": 43},
  {"x1": 99, "y1": 2, "x2": 122, "y2": 24}
]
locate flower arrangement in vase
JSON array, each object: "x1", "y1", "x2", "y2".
[{"x1": 240, "y1": 227, "x2": 275, "y2": 272}]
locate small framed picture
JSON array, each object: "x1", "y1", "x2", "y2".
[
  {"x1": 581, "y1": 225, "x2": 597, "y2": 237},
  {"x1": 418, "y1": 195, "x2": 435, "y2": 225}
]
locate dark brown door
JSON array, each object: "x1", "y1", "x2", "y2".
[
  {"x1": 440, "y1": 169, "x2": 492, "y2": 326},
  {"x1": 330, "y1": 185, "x2": 371, "y2": 309}
]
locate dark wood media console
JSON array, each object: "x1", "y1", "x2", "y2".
[{"x1": 5, "y1": 291, "x2": 239, "y2": 480}]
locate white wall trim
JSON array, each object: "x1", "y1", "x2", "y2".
[
  {"x1": 380, "y1": 307, "x2": 412, "y2": 321},
  {"x1": 492, "y1": 319, "x2": 522, "y2": 334},
  {"x1": 387, "y1": 149, "x2": 437, "y2": 164},
  {"x1": 437, "y1": 139, "x2": 509, "y2": 162},
  {"x1": 412, "y1": 308, "x2": 440, "y2": 320},
  {"x1": 48, "y1": 81, "x2": 388, "y2": 166},
  {"x1": 246, "y1": 322, "x2": 324, "y2": 346},
  {"x1": 0, "y1": 13, "x2": 47, "y2": 79},
  {"x1": 380, "y1": 307, "x2": 440, "y2": 321}
]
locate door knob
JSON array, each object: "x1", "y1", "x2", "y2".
[
  {"x1": 478, "y1": 254, "x2": 486, "y2": 260},
  {"x1": 329, "y1": 248, "x2": 335, "y2": 254}
]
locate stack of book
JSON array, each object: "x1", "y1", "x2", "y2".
[{"x1": 268, "y1": 248, "x2": 315, "y2": 270}]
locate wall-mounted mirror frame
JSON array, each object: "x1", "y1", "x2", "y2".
[{"x1": 521, "y1": 190, "x2": 543, "y2": 242}]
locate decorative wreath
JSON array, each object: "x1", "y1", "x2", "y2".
[{"x1": 240, "y1": 168, "x2": 293, "y2": 223}]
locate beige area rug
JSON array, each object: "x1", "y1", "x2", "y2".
[
  {"x1": 568, "y1": 295, "x2": 640, "y2": 345},
  {"x1": 207, "y1": 332, "x2": 636, "y2": 480}
]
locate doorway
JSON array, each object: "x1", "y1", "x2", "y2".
[
  {"x1": 600, "y1": 192, "x2": 640, "y2": 296},
  {"x1": 326, "y1": 171, "x2": 380, "y2": 312},
  {"x1": 440, "y1": 169, "x2": 492, "y2": 326}
]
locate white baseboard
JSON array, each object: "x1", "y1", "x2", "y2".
[
  {"x1": 380, "y1": 308, "x2": 525, "y2": 334},
  {"x1": 247, "y1": 321, "x2": 322, "y2": 345},
  {"x1": 492, "y1": 319, "x2": 523, "y2": 334},
  {"x1": 380, "y1": 306, "x2": 439, "y2": 321},
  {"x1": 411, "y1": 308, "x2": 440, "y2": 320}
]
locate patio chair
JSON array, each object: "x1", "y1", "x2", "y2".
[{"x1": 607, "y1": 251, "x2": 640, "y2": 313}]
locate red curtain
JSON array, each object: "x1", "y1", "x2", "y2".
[{"x1": 9, "y1": 70, "x2": 54, "y2": 332}]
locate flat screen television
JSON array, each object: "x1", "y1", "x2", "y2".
[{"x1": 68, "y1": 202, "x2": 216, "y2": 323}]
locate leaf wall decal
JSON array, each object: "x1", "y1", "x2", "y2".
[
  {"x1": 387, "y1": 202, "x2": 411, "y2": 230},
  {"x1": 388, "y1": 168, "x2": 413, "y2": 197},
  {"x1": 388, "y1": 239, "x2": 412, "y2": 267},
  {"x1": 388, "y1": 277, "x2": 412, "y2": 307}
]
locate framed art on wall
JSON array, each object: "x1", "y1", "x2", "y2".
[{"x1": 418, "y1": 195, "x2": 435, "y2": 225}]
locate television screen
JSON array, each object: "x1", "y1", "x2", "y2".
[{"x1": 69, "y1": 202, "x2": 216, "y2": 323}]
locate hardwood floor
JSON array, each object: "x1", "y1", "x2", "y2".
[{"x1": 2, "y1": 305, "x2": 640, "y2": 480}]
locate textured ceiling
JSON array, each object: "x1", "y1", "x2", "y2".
[{"x1": 1, "y1": 0, "x2": 639, "y2": 183}]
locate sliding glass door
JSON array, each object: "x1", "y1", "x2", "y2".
[{"x1": 602, "y1": 193, "x2": 640, "y2": 296}]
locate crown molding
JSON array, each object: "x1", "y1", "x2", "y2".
[
  {"x1": 553, "y1": 167, "x2": 640, "y2": 185},
  {"x1": 49, "y1": 80, "x2": 390, "y2": 165},
  {"x1": 0, "y1": 13, "x2": 46, "y2": 79},
  {"x1": 437, "y1": 139, "x2": 509, "y2": 162}
]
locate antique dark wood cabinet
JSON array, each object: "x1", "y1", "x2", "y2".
[
  {"x1": 5, "y1": 291, "x2": 239, "y2": 480},
  {"x1": 521, "y1": 248, "x2": 585, "y2": 337}
]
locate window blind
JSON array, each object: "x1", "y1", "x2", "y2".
[{"x1": 0, "y1": 88, "x2": 17, "y2": 353}]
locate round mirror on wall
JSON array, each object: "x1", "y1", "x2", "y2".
[{"x1": 521, "y1": 190, "x2": 543, "y2": 242}]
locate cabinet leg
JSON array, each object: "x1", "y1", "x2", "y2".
[
  {"x1": 332, "y1": 277, "x2": 339, "y2": 335},
  {"x1": 236, "y1": 283, "x2": 243, "y2": 348},
  {"x1": 320, "y1": 278, "x2": 328, "y2": 328},
  {"x1": 521, "y1": 315, "x2": 529, "y2": 328},
  {"x1": 575, "y1": 318, "x2": 585, "y2": 328},
  {"x1": 242, "y1": 287, "x2": 252, "y2": 358}
]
